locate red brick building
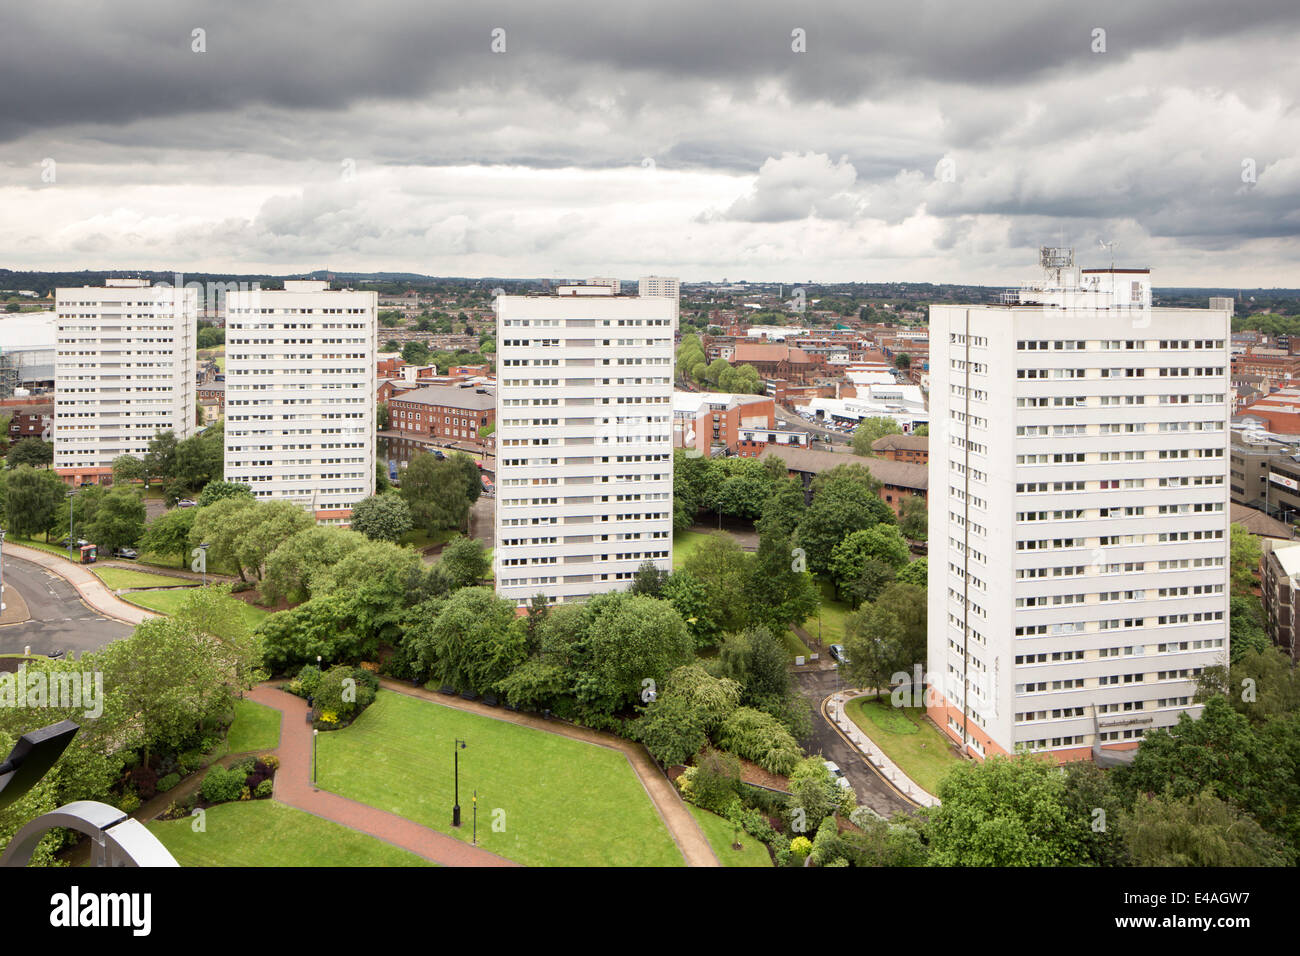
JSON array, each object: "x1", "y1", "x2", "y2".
[
  {"x1": 871, "y1": 433, "x2": 929, "y2": 465},
  {"x1": 389, "y1": 384, "x2": 495, "y2": 445}
]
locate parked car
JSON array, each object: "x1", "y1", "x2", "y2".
[
  {"x1": 829, "y1": 644, "x2": 850, "y2": 665},
  {"x1": 176, "y1": 498, "x2": 198, "y2": 508},
  {"x1": 113, "y1": 547, "x2": 138, "y2": 560}
]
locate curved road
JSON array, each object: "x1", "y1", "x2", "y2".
[
  {"x1": 0, "y1": 554, "x2": 132, "y2": 657},
  {"x1": 796, "y1": 667, "x2": 917, "y2": 818}
]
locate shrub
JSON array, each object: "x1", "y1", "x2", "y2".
[
  {"x1": 259, "y1": 753, "x2": 280, "y2": 772},
  {"x1": 689, "y1": 748, "x2": 742, "y2": 814},
  {"x1": 789, "y1": 836, "x2": 812, "y2": 864},
  {"x1": 295, "y1": 664, "x2": 323, "y2": 700},
  {"x1": 117, "y1": 791, "x2": 141, "y2": 814},
  {"x1": 200, "y1": 766, "x2": 246, "y2": 805},
  {"x1": 132, "y1": 764, "x2": 159, "y2": 801},
  {"x1": 230, "y1": 755, "x2": 257, "y2": 776},
  {"x1": 315, "y1": 665, "x2": 377, "y2": 723},
  {"x1": 157, "y1": 773, "x2": 181, "y2": 793},
  {"x1": 255, "y1": 779, "x2": 273, "y2": 798},
  {"x1": 716, "y1": 707, "x2": 803, "y2": 776},
  {"x1": 239, "y1": 787, "x2": 252, "y2": 801},
  {"x1": 231, "y1": 581, "x2": 255, "y2": 593},
  {"x1": 178, "y1": 750, "x2": 204, "y2": 774}
]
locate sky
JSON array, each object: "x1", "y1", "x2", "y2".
[{"x1": 1, "y1": 1, "x2": 1298, "y2": 286}]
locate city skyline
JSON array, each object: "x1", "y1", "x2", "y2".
[{"x1": 1, "y1": 2, "x2": 1298, "y2": 285}]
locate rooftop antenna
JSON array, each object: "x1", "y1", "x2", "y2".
[{"x1": 1098, "y1": 239, "x2": 1118, "y2": 270}]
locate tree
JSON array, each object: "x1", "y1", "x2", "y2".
[
  {"x1": 576, "y1": 592, "x2": 694, "y2": 716},
  {"x1": 84, "y1": 486, "x2": 146, "y2": 553},
  {"x1": 1229, "y1": 595, "x2": 1270, "y2": 662},
  {"x1": 926, "y1": 754, "x2": 1090, "y2": 866},
  {"x1": 1229, "y1": 524, "x2": 1261, "y2": 595},
  {"x1": 196, "y1": 480, "x2": 253, "y2": 508},
  {"x1": 894, "y1": 352, "x2": 911, "y2": 370},
  {"x1": 173, "y1": 427, "x2": 224, "y2": 493},
  {"x1": 745, "y1": 511, "x2": 819, "y2": 631},
  {"x1": 829, "y1": 525, "x2": 911, "y2": 599},
  {"x1": 349, "y1": 494, "x2": 413, "y2": 543},
  {"x1": 842, "y1": 559, "x2": 896, "y2": 609},
  {"x1": 3, "y1": 465, "x2": 64, "y2": 539},
  {"x1": 715, "y1": 707, "x2": 802, "y2": 775},
  {"x1": 851, "y1": 417, "x2": 902, "y2": 456},
  {"x1": 843, "y1": 582, "x2": 926, "y2": 696},
  {"x1": 99, "y1": 616, "x2": 229, "y2": 767},
  {"x1": 437, "y1": 535, "x2": 489, "y2": 588},
  {"x1": 5, "y1": 437, "x2": 52, "y2": 469},
  {"x1": 407, "y1": 587, "x2": 525, "y2": 694},
  {"x1": 634, "y1": 692, "x2": 708, "y2": 767},
  {"x1": 659, "y1": 569, "x2": 721, "y2": 648},
  {"x1": 261, "y1": 525, "x2": 366, "y2": 605},
  {"x1": 1122, "y1": 790, "x2": 1291, "y2": 867},
  {"x1": 795, "y1": 476, "x2": 894, "y2": 574},
  {"x1": 629, "y1": 559, "x2": 669, "y2": 597},
  {"x1": 682, "y1": 532, "x2": 753, "y2": 633},
  {"x1": 376, "y1": 401, "x2": 390, "y2": 430},
  {"x1": 110, "y1": 455, "x2": 146, "y2": 486},
  {"x1": 715, "y1": 625, "x2": 792, "y2": 705},
  {"x1": 400, "y1": 453, "x2": 471, "y2": 534},
  {"x1": 1116, "y1": 695, "x2": 1288, "y2": 839},
  {"x1": 894, "y1": 557, "x2": 927, "y2": 589},
  {"x1": 139, "y1": 506, "x2": 197, "y2": 568},
  {"x1": 401, "y1": 341, "x2": 430, "y2": 366},
  {"x1": 899, "y1": 494, "x2": 927, "y2": 541},
  {"x1": 144, "y1": 430, "x2": 179, "y2": 486}
]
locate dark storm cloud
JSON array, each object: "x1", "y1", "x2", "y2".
[{"x1": 3, "y1": 0, "x2": 1299, "y2": 143}]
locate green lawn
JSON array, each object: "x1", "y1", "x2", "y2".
[
  {"x1": 399, "y1": 527, "x2": 459, "y2": 550},
  {"x1": 812, "y1": 579, "x2": 852, "y2": 645},
  {"x1": 227, "y1": 697, "x2": 281, "y2": 753},
  {"x1": 8, "y1": 536, "x2": 77, "y2": 560},
  {"x1": 148, "y1": 800, "x2": 434, "y2": 867},
  {"x1": 124, "y1": 587, "x2": 273, "y2": 628},
  {"x1": 783, "y1": 629, "x2": 813, "y2": 661},
  {"x1": 316, "y1": 690, "x2": 684, "y2": 867},
  {"x1": 843, "y1": 695, "x2": 959, "y2": 796},
  {"x1": 671, "y1": 530, "x2": 715, "y2": 569},
  {"x1": 688, "y1": 806, "x2": 772, "y2": 867},
  {"x1": 92, "y1": 567, "x2": 196, "y2": 591}
]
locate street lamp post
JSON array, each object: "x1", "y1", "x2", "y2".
[
  {"x1": 452, "y1": 738, "x2": 466, "y2": 827},
  {"x1": 312, "y1": 729, "x2": 318, "y2": 790},
  {"x1": 0, "y1": 529, "x2": 6, "y2": 615},
  {"x1": 472, "y1": 790, "x2": 477, "y2": 845},
  {"x1": 65, "y1": 490, "x2": 75, "y2": 556}
]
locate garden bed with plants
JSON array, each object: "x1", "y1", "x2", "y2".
[
  {"x1": 156, "y1": 753, "x2": 280, "y2": 820},
  {"x1": 283, "y1": 662, "x2": 380, "y2": 730}
]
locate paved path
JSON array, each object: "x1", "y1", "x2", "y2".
[
  {"x1": 375, "y1": 679, "x2": 719, "y2": 867},
  {"x1": 2, "y1": 543, "x2": 156, "y2": 626},
  {"x1": 825, "y1": 691, "x2": 941, "y2": 808},
  {"x1": 247, "y1": 683, "x2": 518, "y2": 867}
]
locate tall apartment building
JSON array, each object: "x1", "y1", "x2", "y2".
[
  {"x1": 494, "y1": 285, "x2": 675, "y2": 605},
  {"x1": 223, "y1": 280, "x2": 376, "y2": 524},
  {"x1": 927, "y1": 249, "x2": 1231, "y2": 763},
  {"x1": 54, "y1": 278, "x2": 196, "y2": 485},
  {"x1": 637, "y1": 275, "x2": 680, "y2": 326}
]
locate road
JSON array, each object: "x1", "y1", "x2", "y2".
[
  {"x1": 795, "y1": 667, "x2": 917, "y2": 819},
  {"x1": 0, "y1": 554, "x2": 132, "y2": 657},
  {"x1": 775, "y1": 407, "x2": 852, "y2": 447}
]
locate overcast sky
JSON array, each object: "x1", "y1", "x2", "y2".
[{"x1": 1, "y1": 1, "x2": 1297, "y2": 285}]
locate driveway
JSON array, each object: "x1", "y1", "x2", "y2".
[
  {"x1": 794, "y1": 667, "x2": 917, "y2": 819},
  {"x1": 0, "y1": 554, "x2": 133, "y2": 657}
]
